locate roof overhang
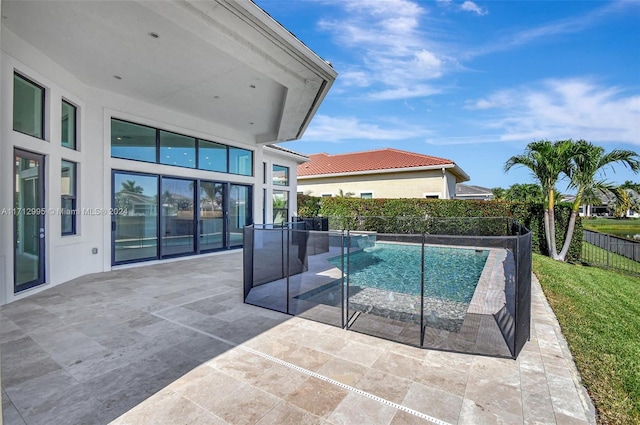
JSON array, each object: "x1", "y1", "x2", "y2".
[
  {"x1": 299, "y1": 163, "x2": 470, "y2": 182},
  {"x1": 264, "y1": 144, "x2": 309, "y2": 164},
  {"x1": 1, "y1": 0, "x2": 337, "y2": 144}
]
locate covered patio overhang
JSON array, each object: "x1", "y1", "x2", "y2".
[{"x1": 1, "y1": 0, "x2": 337, "y2": 144}]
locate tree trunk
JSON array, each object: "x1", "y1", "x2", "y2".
[
  {"x1": 548, "y1": 190, "x2": 559, "y2": 259},
  {"x1": 543, "y1": 209, "x2": 553, "y2": 256},
  {"x1": 558, "y1": 209, "x2": 579, "y2": 262}
]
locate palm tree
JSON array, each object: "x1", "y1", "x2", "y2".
[
  {"x1": 505, "y1": 183, "x2": 544, "y2": 203},
  {"x1": 505, "y1": 140, "x2": 573, "y2": 259},
  {"x1": 121, "y1": 180, "x2": 143, "y2": 194},
  {"x1": 558, "y1": 140, "x2": 640, "y2": 261},
  {"x1": 491, "y1": 187, "x2": 507, "y2": 200}
]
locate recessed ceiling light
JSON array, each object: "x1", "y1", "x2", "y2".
[
  {"x1": 249, "y1": 122, "x2": 254, "y2": 125},
  {"x1": 249, "y1": 84, "x2": 256, "y2": 89},
  {"x1": 213, "y1": 95, "x2": 220, "y2": 99},
  {"x1": 148, "y1": 32, "x2": 159, "y2": 39},
  {"x1": 113, "y1": 75, "x2": 122, "y2": 80}
]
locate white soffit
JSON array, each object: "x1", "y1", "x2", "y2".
[{"x1": 2, "y1": 0, "x2": 336, "y2": 143}]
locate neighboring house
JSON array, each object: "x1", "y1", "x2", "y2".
[
  {"x1": 0, "y1": 0, "x2": 336, "y2": 305},
  {"x1": 456, "y1": 184, "x2": 494, "y2": 200},
  {"x1": 297, "y1": 148, "x2": 469, "y2": 199},
  {"x1": 570, "y1": 190, "x2": 640, "y2": 218}
]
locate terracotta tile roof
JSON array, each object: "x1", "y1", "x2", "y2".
[{"x1": 297, "y1": 148, "x2": 455, "y2": 176}]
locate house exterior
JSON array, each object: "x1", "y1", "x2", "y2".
[
  {"x1": 297, "y1": 148, "x2": 470, "y2": 199},
  {"x1": 567, "y1": 190, "x2": 640, "y2": 218},
  {"x1": 0, "y1": 0, "x2": 336, "y2": 305},
  {"x1": 455, "y1": 184, "x2": 494, "y2": 200}
]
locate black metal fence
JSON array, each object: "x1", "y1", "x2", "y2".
[
  {"x1": 582, "y1": 229, "x2": 640, "y2": 275},
  {"x1": 243, "y1": 217, "x2": 532, "y2": 359}
]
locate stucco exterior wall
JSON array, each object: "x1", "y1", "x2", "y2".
[{"x1": 298, "y1": 169, "x2": 458, "y2": 199}]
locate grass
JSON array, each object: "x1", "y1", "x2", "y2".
[
  {"x1": 582, "y1": 217, "x2": 640, "y2": 236},
  {"x1": 533, "y1": 254, "x2": 640, "y2": 424}
]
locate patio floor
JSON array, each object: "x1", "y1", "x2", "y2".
[{"x1": 1, "y1": 251, "x2": 595, "y2": 424}]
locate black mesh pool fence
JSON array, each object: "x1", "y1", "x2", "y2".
[{"x1": 243, "y1": 217, "x2": 532, "y2": 359}]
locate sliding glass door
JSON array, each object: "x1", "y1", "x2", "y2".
[
  {"x1": 200, "y1": 181, "x2": 225, "y2": 251},
  {"x1": 229, "y1": 184, "x2": 252, "y2": 248},
  {"x1": 113, "y1": 172, "x2": 159, "y2": 263},
  {"x1": 160, "y1": 177, "x2": 196, "y2": 257},
  {"x1": 112, "y1": 172, "x2": 252, "y2": 265}
]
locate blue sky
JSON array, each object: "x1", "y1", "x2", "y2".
[{"x1": 257, "y1": 0, "x2": 640, "y2": 192}]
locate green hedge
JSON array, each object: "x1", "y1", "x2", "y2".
[{"x1": 296, "y1": 196, "x2": 582, "y2": 262}]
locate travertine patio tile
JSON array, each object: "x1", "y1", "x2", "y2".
[
  {"x1": 353, "y1": 368, "x2": 413, "y2": 404},
  {"x1": 328, "y1": 392, "x2": 398, "y2": 425},
  {"x1": 371, "y1": 352, "x2": 424, "y2": 381},
  {"x1": 402, "y1": 382, "x2": 463, "y2": 425},
  {"x1": 334, "y1": 339, "x2": 385, "y2": 367},
  {"x1": 316, "y1": 357, "x2": 368, "y2": 386},
  {"x1": 255, "y1": 401, "x2": 326, "y2": 425},
  {"x1": 110, "y1": 388, "x2": 225, "y2": 425},
  {"x1": 286, "y1": 376, "x2": 349, "y2": 419},
  {"x1": 1, "y1": 252, "x2": 596, "y2": 425}
]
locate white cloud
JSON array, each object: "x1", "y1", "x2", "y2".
[
  {"x1": 318, "y1": 0, "x2": 452, "y2": 101},
  {"x1": 470, "y1": 79, "x2": 640, "y2": 145},
  {"x1": 302, "y1": 115, "x2": 432, "y2": 142},
  {"x1": 460, "y1": 1, "x2": 487, "y2": 16},
  {"x1": 369, "y1": 84, "x2": 442, "y2": 101}
]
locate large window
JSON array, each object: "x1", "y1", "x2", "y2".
[
  {"x1": 13, "y1": 73, "x2": 44, "y2": 139},
  {"x1": 61, "y1": 160, "x2": 77, "y2": 235},
  {"x1": 160, "y1": 131, "x2": 195, "y2": 168},
  {"x1": 111, "y1": 119, "x2": 157, "y2": 162},
  {"x1": 61, "y1": 100, "x2": 77, "y2": 149},
  {"x1": 199, "y1": 140, "x2": 227, "y2": 172},
  {"x1": 273, "y1": 165, "x2": 289, "y2": 186},
  {"x1": 110, "y1": 118, "x2": 253, "y2": 176},
  {"x1": 229, "y1": 147, "x2": 253, "y2": 176},
  {"x1": 273, "y1": 190, "x2": 289, "y2": 225}
]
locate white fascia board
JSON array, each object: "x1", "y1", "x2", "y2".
[
  {"x1": 298, "y1": 163, "x2": 466, "y2": 180},
  {"x1": 263, "y1": 145, "x2": 309, "y2": 163}
]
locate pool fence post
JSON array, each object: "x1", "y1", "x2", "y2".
[
  {"x1": 420, "y1": 232, "x2": 425, "y2": 347},
  {"x1": 346, "y1": 230, "x2": 351, "y2": 329},
  {"x1": 285, "y1": 226, "x2": 290, "y2": 315},
  {"x1": 341, "y1": 231, "x2": 345, "y2": 329}
]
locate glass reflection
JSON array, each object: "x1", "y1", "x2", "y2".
[
  {"x1": 113, "y1": 173, "x2": 158, "y2": 263},
  {"x1": 160, "y1": 131, "x2": 195, "y2": 168},
  {"x1": 200, "y1": 181, "x2": 224, "y2": 251},
  {"x1": 111, "y1": 120, "x2": 157, "y2": 163},
  {"x1": 161, "y1": 178, "x2": 195, "y2": 257}
]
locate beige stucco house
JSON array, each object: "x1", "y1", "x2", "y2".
[{"x1": 297, "y1": 148, "x2": 469, "y2": 199}]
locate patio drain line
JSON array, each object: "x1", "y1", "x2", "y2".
[{"x1": 155, "y1": 312, "x2": 452, "y2": 425}]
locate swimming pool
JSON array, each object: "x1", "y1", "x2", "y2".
[{"x1": 327, "y1": 242, "x2": 489, "y2": 304}]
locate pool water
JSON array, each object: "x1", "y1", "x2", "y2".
[{"x1": 328, "y1": 243, "x2": 489, "y2": 303}]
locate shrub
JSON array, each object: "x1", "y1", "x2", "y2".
[{"x1": 297, "y1": 197, "x2": 582, "y2": 262}]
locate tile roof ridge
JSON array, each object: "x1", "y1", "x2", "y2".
[{"x1": 308, "y1": 147, "x2": 453, "y2": 163}]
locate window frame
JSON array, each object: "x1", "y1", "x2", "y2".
[
  {"x1": 61, "y1": 159, "x2": 78, "y2": 236},
  {"x1": 13, "y1": 72, "x2": 45, "y2": 140},
  {"x1": 272, "y1": 164, "x2": 289, "y2": 186},
  {"x1": 61, "y1": 99, "x2": 77, "y2": 150}
]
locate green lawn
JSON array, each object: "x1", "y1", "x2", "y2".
[
  {"x1": 582, "y1": 217, "x2": 640, "y2": 237},
  {"x1": 533, "y1": 254, "x2": 640, "y2": 424}
]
